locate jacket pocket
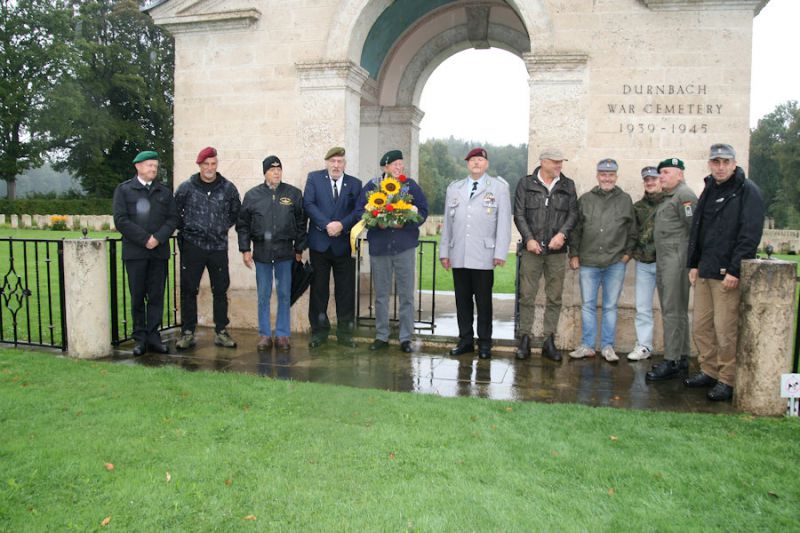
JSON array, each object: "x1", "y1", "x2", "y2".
[{"x1": 484, "y1": 238, "x2": 496, "y2": 249}]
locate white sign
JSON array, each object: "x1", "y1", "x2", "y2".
[{"x1": 780, "y1": 374, "x2": 800, "y2": 398}]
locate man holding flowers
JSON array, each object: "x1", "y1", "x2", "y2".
[{"x1": 354, "y1": 150, "x2": 428, "y2": 353}]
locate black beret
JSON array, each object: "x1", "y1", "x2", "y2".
[{"x1": 380, "y1": 150, "x2": 403, "y2": 167}]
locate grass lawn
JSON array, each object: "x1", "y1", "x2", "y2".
[
  {"x1": 416, "y1": 235, "x2": 517, "y2": 293},
  {"x1": 1, "y1": 349, "x2": 799, "y2": 530}
]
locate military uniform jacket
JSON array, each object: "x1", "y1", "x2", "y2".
[
  {"x1": 112, "y1": 177, "x2": 178, "y2": 261},
  {"x1": 654, "y1": 181, "x2": 697, "y2": 248},
  {"x1": 632, "y1": 192, "x2": 663, "y2": 263},
  {"x1": 440, "y1": 174, "x2": 512, "y2": 270}
]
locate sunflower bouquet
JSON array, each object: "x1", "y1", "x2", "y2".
[{"x1": 362, "y1": 174, "x2": 423, "y2": 229}]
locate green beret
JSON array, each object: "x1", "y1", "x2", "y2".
[
  {"x1": 132, "y1": 150, "x2": 159, "y2": 164},
  {"x1": 380, "y1": 150, "x2": 403, "y2": 167},
  {"x1": 657, "y1": 157, "x2": 684, "y2": 171},
  {"x1": 325, "y1": 146, "x2": 345, "y2": 160}
]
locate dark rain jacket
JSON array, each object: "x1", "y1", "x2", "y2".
[
  {"x1": 236, "y1": 181, "x2": 307, "y2": 263},
  {"x1": 687, "y1": 167, "x2": 765, "y2": 280},
  {"x1": 112, "y1": 177, "x2": 178, "y2": 261},
  {"x1": 570, "y1": 185, "x2": 636, "y2": 268},
  {"x1": 513, "y1": 168, "x2": 578, "y2": 254},
  {"x1": 175, "y1": 173, "x2": 241, "y2": 251}
]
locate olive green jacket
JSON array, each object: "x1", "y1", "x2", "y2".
[
  {"x1": 570, "y1": 185, "x2": 636, "y2": 268},
  {"x1": 632, "y1": 192, "x2": 664, "y2": 263}
]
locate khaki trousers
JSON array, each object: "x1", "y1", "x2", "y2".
[
  {"x1": 518, "y1": 252, "x2": 567, "y2": 338},
  {"x1": 692, "y1": 277, "x2": 740, "y2": 386}
]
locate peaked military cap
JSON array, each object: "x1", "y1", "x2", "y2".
[
  {"x1": 597, "y1": 158, "x2": 619, "y2": 172},
  {"x1": 708, "y1": 143, "x2": 736, "y2": 160}
]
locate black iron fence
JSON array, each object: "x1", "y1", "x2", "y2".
[
  {"x1": 355, "y1": 238, "x2": 437, "y2": 331},
  {"x1": 0, "y1": 238, "x2": 67, "y2": 350},
  {"x1": 107, "y1": 236, "x2": 181, "y2": 345}
]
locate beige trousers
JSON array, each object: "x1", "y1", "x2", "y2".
[{"x1": 692, "y1": 277, "x2": 740, "y2": 386}]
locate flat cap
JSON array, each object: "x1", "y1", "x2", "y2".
[
  {"x1": 325, "y1": 146, "x2": 345, "y2": 160},
  {"x1": 380, "y1": 150, "x2": 403, "y2": 166},
  {"x1": 539, "y1": 149, "x2": 567, "y2": 161},
  {"x1": 465, "y1": 147, "x2": 488, "y2": 161},
  {"x1": 262, "y1": 155, "x2": 282, "y2": 174},
  {"x1": 132, "y1": 151, "x2": 159, "y2": 164},
  {"x1": 597, "y1": 158, "x2": 618, "y2": 172},
  {"x1": 195, "y1": 146, "x2": 217, "y2": 164},
  {"x1": 657, "y1": 157, "x2": 685, "y2": 171},
  {"x1": 641, "y1": 166, "x2": 659, "y2": 179},
  {"x1": 708, "y1": 143, "x2": 736, "y2": 160}
]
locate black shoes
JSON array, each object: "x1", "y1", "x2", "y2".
[
  {"x1": 369, "y1": 339, "x2": 389, "y2": 351},
  {"x1": 541, "y1": 334, "x2": 562, "y2": 362},
  {"x1": 308, "y1": 336, "x2": 327, "y2": 348},
  {"x1": 684, "y1": 372, "x2": 717, "y2": 388},
  {"x1": 646, "y1": 359, "x2": 682, "y2": 381},
  {"x1": 707, "y1": 382, "x2": 733, "y2": 401},
  {"x1": 149, "y1": 342, "x2": 169, "y2": 354},
  {"x1": 515, "y1": 334, "x2": 531, "y2": 360},
  {"x1": 132, "y1": 343, "x2": 146, "y2": 356},
  {"x1": 400, "y1": 340, "x2": 414, "y2": 353},
  {"x1": 449, "y1": 341, "x2": 474, "y2": 356},
  {"x1": 337, "y1": 337, "x2": 357, "y2": 348},
  {"x1": 478, "y1": 346, "x2": 491, "y2": 359}
]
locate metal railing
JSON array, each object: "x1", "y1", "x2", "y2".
[
  {"x1": 0, "y1": 238, "x2": 67, "y2": 350},
  {"x1": 107, "y1": 236, "x2": 180, "y2": 345},
  {"x1": 355, "y1": 238, "x2": 437, "y2": 331}
]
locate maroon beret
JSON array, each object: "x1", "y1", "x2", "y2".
[
  {"x1": 465, "y1": 147, "x2": 488, "y2": 161},
  {"x1": 195, "y1": 146, "x2": 217, "y2": 164}
]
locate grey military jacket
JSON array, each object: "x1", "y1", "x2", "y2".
[
  {"x1": 439, "y1": 174, "x2": 512, "y2": 270},
  {"x1": 654, "y1": 181, "x2": 697, "y2": 247}
]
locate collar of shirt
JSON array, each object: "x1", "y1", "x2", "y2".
[
  {"x1": 535, "y1": 169, "x2": 559, "y2": 192},
  {"x1": 137, "y1": 176, "x2": 151, "y2": 188},
  {"x1": 329, "y1": 173, "x2": 343, "y2": 193},
  {"x1": 466, "y1": 173, "x2": 487, "y2": 194}
]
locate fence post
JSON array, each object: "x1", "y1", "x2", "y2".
[{"x1": 63, "y1": 239, "x2": 112, "y2": 358}]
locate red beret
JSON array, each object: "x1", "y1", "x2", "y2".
[
  {"x1": 196, "y1": 146, "x2": 217, "y2": 164},
  {"x1": 465, "y1": 147, "x2": 488, "y2": 161}
]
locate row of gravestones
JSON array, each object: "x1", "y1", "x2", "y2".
[{"x1": 2, "y1": 214, "x2": 115, "y2": 231}]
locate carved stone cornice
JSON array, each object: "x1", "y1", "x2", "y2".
[
  {"x1": 296, "y1": 61, "x2": 370, "y2": 95},
  {"x1": 524, "y1": 51, "x2": 589, "y2": 74},
  {"x1": 361, "y1": 106, "x2": 425, "y2": 128},
  {"x1": 643, "y1": 0, "x2": 768, "y2": 14},
  {"x1": 154, "y1": 9, "x2": 261, "y2": 34}
]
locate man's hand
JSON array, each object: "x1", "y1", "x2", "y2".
[
  {"x1": 243, "y1": 251, "x2": 254, "y2": 269},
  {"x1": 526, "y1": 239, "x2": 543, "y2": 255},
  {"x1": 688, "y1": 268, "x2": 698, "y2": 286},
  {"x1": 440, "y1": 258, "x2": 451, "y2": 271},
  {"x1": 569, "y1": 256, "x2": 580, "y2": 270},
  {"x1": 326, "y1": 221, "x2": 343, "y2": 237},
  {"x1": 621, "y1": 254, "x2": 631, "y2": 264},
  {"x1": 548, "y1": 233, "x2": 565, "y2": 251},
  {"x1": 721, "y1": 273, "x2": 739, "y2": 290},
  {"x1": 493, "y1": 258, "x2": 506, "y2": 267},
  {"x1": 145, "y1": 236, "x2": 159, "y2": 249},
  {"x1": 295, "y1": 252, "x2": 303, "y2": 262}
]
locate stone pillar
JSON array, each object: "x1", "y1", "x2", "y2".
[
  {"x1": 735, "y1": 259, "x2": 797, "y2": 415},
  {"x1": 296, "y1": 61, "x2": 369, "y2": 177},
  {"x1": 63, "y1": 239, "x2": 112, "y2": 358}
]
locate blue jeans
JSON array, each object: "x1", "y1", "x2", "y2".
[
  {"x1": 255, "y1": 259, "x2": 292, "y2": 337},
  {"x1": 579, "y1": 261, "x2": 627, "y2": 349},
  {"x1": 634, "y1": 261, "x2": 657, "y2": 351}
]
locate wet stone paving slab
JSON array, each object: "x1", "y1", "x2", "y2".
[{"x1": 107, "y1": 327, "x2": 736, "y2": 414}]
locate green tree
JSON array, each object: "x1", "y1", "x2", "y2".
[
  {"x1": 45, "y1": 0, "x2": 174, "y2": 197},
  {"x1": 0, "y1": 0, "x2": 72, "y2": 199}
]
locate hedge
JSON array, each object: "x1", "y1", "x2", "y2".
[{"x1": 0, "y1": 198, "x2": 113, "y2": 215}]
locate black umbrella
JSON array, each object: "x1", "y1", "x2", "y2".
[{"x1": 291, "y1": 259, "x2": 313, "y2": 306}]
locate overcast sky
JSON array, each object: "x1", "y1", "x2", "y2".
[{"x1": 419, "y1": 0, "x2": 799, "y2": 146}]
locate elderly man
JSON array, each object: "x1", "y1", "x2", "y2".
[
  {"x1": 513, "y1": 148, "x2": 578, "y2": 361},
  {"x1": 304, "y1": 147, "x2": 362, "y2": 348},
  {"x1": 627, "y1": 166, "x2": 663, "y2": 361},
  {"x1": 569, "y1": 158, "x2": 636, "y2": 362},
  {"x1": 685, "y1": 144, "x2": 764, "y2": 401},
  {"x1": 112, "y1": 150, "x2": 178, "y2": 356},
  {"x1": 353, "y1": 150, "x2": 428, "y2": 353},
  {"x1": 440, "y1": 147, "x2": 512, "y2": 359},
  {"x1": 646, "y1": 158, "x2": 697, "y2": 381},
  {"x1": 236, "y1": 156, "x2": 307, "y2": 351},
  {"x1": 174, "y1": 147, "x2": 241, "y2": 350}
]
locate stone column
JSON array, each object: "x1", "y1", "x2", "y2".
[
  {"x1": 63, "y1": 239, "x2": 112, "y2": 358},
  {"x1": 735, "y1": 259, "x2": 797, "y2": 415},
  {"x1": 360, "y1": 105, "x2": 424, "y2": 180},
  {"x1": 296, "y1": 61, "x2": 369, "y2": 177}
]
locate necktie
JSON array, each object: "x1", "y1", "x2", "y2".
[
  {"x1": 470, "y1": 181, "x2": 478, "y2": 199},
  {"x1": 333, "y1": 180, "x2": 339, "y2": 201}
]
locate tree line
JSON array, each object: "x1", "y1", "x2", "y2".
[{"x1": 0, "y1": 0, "x2": 173, "y2": 199}]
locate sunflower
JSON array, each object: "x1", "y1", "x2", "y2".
[
  {"x1": 367, "y1": 191, "x2": 388, "y2": 209},
  {"x1": 380, "y1": 177, "x2": 401, "y2": 195},
  {"x1": 393, "y1": 199, "x2": 412, "y2": 210}
]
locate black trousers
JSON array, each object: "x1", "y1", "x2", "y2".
[
  {"x1": 125, "y1": 257, "x2": 168, "y2": 345},
  {"x1": 452, "y1": 267, "x2": 494, "y2": 348},
  {"x1": 308, "y1": 248, "x2": 355, "y2": 339},
  {"x1": 179, "y1": 239, "x2": 230, "y2": 333}
]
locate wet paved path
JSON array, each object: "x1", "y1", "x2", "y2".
[{"x1": 109, "y1": 327, "x2": 735, "y2": 414}]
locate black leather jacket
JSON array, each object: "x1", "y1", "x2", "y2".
[
  {"x1": 175, "y1": 173, "x2": 241, "y2": 251},
  {"x1": 112, "y1": 177, "x2": 178, "y2": 260},
  {"x1": 513, "y1": 168, "x2": 578, "y2": 253},
  {"x1": 236, "y1": 181, "x2": 307, "y2": 263}
]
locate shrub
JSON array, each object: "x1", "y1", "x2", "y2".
[
  {"x1": 50, "y1": 215, "x2": 68, "y2": 231},
  {"x1": 0, "y1": 198, "x2": 113, "y2": 216}
]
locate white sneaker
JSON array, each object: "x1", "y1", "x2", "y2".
[
  {"x1": 569, "y1": 345, "x2": 596, "y2": 359},
  {"x1": 626, "y1": 345, "x2": 652, "y2": 361},
  {"x1": 601, "y1": 345, "x2": 619, "y2": 362}
]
